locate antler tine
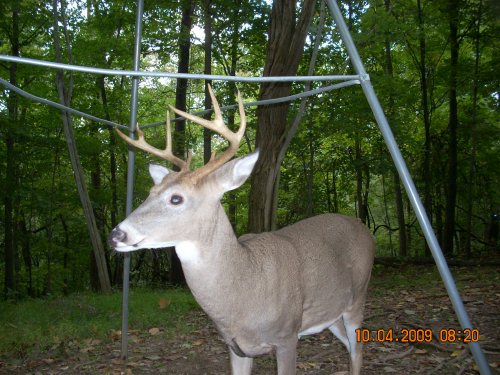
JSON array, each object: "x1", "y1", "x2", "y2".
[
  {"x1": 115, "y1": 113, "x2": 190, "y2": 172},
  {"x1": 168, "y1": 84, "x2": 246, "y2": 182}
]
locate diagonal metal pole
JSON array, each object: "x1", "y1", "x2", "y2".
[
  {"x1": 121, "y1": 0, "x2": 144, "y2": 360},
  {"x1": 324, "y1": 0, "x2": 491, "y2": 373}
]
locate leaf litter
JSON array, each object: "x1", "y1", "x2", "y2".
[{"x1": 1, "y1": 265, "x2": 498, "y2": 374}]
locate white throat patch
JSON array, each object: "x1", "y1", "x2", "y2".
[{"x1": 175, "y1": 241, "x2": 201, "y2": 265}]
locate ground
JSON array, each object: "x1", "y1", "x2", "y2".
[{"x1": 1, "y1": 265, "x2": 499, "y2": 374}]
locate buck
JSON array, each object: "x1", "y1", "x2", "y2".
[{"x1": 109, "y1": 86, "x2": 374, "y2": 375}]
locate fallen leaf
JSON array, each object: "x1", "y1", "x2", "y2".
[
  {"x1": 297, "y1": 362, "x2": 316, "y2": 370},
  {"x1": 383, "y1": 366, "x2": 398, "y2": 373},
  {"x1": 415, "y1": 348, "x2": 427, "y2": 354},
  {"x1": 149, "y1": 327, "x2": 160, "y2": 335},
  {"x1": 165, "y1": 353, "x2": 184, "y2": 361},
  {"x1": 376, "y1": 346, "x2": 392, "y2": 352},
  {"x1": 192, "y1": 339, "x2": 204, "y2": 346},
  {"x1": 109, "y1": 330, "x2": 121, "y2": 341},
  {"x1": 111, "y1": 357, "x2": 125, "y2": 365},
  {"x1": 84, "y1": 338, "x2": 101, "y2": 346},
  {"x1": 159, "y1": 298, "x2": 171, "y2": 309}
]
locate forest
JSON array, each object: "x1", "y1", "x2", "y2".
[{"x1": 0, "y1": 0, "x2": 499, "y2": 298}]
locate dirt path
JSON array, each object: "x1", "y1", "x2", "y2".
[{"x1": 2, "y1": 265, "x2": 499, "y2": 374}]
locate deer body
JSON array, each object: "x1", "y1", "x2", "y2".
[{"x1": 109, "y1": 87, "x2": 374, "y2": 374}]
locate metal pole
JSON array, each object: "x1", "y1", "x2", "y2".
[
  {"x1": 324, "y1": 0, "x2": 491, "y2": 373},
  {"x1": 0, "y1": 54, "x2": 360, "y2": 82},
  {"x1": 121, "y1": 0, "x2": 144, "y2": 360}
]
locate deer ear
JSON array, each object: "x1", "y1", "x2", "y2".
[
  {"x1": 211, "y1": 150, "x2": 259, "y2": 193},
  {"x1": 149, "y1": 164, "x2": 170, "y2": 185}
]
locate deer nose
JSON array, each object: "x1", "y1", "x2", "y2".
[{"x1": 109, "y1": 227, "x2": 127, "y2": 247}]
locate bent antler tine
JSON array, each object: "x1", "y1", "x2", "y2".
[
  {"x1": 164, "y1": 111, "x2": 191, "y2": 171},
  {"x1": 208, "y1": 84, "x2": 223, "y2": 123},
  {"x1": 115, "y1": 117, "x2": 189, "y2": 172}
]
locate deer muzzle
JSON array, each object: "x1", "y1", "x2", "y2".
[{"x1": 109, "y1": 227, "x2": 127, "y2": 248}]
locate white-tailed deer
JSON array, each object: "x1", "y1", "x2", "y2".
[{"x1": 109, "y1": 86, "x2": 374, "y2": 375}]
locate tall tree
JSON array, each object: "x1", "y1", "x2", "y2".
[
  {"x1": 248, "y1": 0, "x2": 315, "y2": 233},
  {"x1": 52, "y1": 0, "x2": 111, "y2": 292},
  {"x1": 384, "y1": 0, "x2": 407, "y2": 256},
  {"x1": 3, "y1": 0, "x2": 20, "y2": 296},
  {"x1": 203, "y1": 0, "x2": 212, "y2": 165},
  {"x1": 170, "y1": 0, "x2": 194, "y2": 286},
  {"x1": 464, "y1": 0, "x2": 483, "y2": 257},
  {"x1": 443, "y1": 0, "x2": 460, "y2": 256},
  {"x1": 416, "y1": 0, "x2": 432, "y2": 257}
]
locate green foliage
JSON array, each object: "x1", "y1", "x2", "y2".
[{"x1": 0, "y1": 0, "x2": 498, "y2": 298}]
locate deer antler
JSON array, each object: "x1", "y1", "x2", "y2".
[
  {"x1": 169, "y1": 84, "x2": 246, "y2": 182},
  {"x1": 116, "y1": 85, "x2": 246, "y2": 181},
  {"x1": 115, "y1": 112, "x2": 191, "y2": 172}
]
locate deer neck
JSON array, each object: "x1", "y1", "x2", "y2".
[
  {"x1": 175, "y1": 202, "x2": 246, "y2": 288},
  {"x1": 174, "y1": 203, "x2": 255, "y2": 328}
]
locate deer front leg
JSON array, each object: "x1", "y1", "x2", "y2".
[
  {"x1": 275, "y1": 339, "x2": 298, "y2": 375},
  {"x1": 229, "y1": 347, "x2": 253, "y2": 375}
]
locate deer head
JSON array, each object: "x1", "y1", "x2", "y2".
[{"x1": 109, "y1": 85, "x2": 258, "y2": 252}]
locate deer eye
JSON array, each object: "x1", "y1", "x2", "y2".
[{"x1": 169, "y1": 194, "x2": 184, "y2": 205}]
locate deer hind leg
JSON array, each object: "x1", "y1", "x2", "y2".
[
  {"x1": 329, "y1": 317, "x2": 350, "y2": 349},
  {"x1": 229, "y1": 348, "x2": 253, "y2": 375},
  {"x1": 328, "y1": 313, "x2": 364, "y2": 375}
]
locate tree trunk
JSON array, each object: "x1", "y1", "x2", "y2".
[
  {"x1": 248, "y1": 0, "x2": 315, "y2": 233},
  {"x1": 89, "y1": 0, "x2": 124, "y2": 284},
  {"x1": 416, "y1": 0, "x2": 432, "y2": 257},
  {"x1": 203, "y1": 0, "x2": 212, "y2": 165},
  {"x1": 170, "y1": 0, "x2": 193, "y2": 286},
  {"x1": 385, "y1": 0, "x2": 407, "y2": 256},
  {"x1": 355, "y1": 137, "x2": 368, "y2": 224},
  {"x1": 89, "y1": 122, "x2": 104, "y2": 291},
  {"x1": 394, "y1": 172, "x2": 407, "y2": 256},
  {"x1": 97, "y1": 77, "x2": 119, "y2": 229},
  {"x1": 19, "y1": 216, "x2": 33, "y2": 296},
  {"x1": 52, "y1": 0, "x2": 111, "y2": 292},
  {"x1": 443, "y1": 0, "x2": 460, "y2": 256},
  {"x1": 3, "y1": 0, "x2": 20, "y2": 297},
  {"x1": 305, "y1": 120, "x2": 315, "y2": 217},
  {"x1": 465, "y1": 0, "x2": 482, "y2": 257}
]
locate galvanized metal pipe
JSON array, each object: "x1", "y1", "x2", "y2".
[
  {"x1": 0, "y1": 54, "x2": 359, "y2": 82},
  {"x1": 121, "y1": 0, "x2": 144, "y2": 360}
]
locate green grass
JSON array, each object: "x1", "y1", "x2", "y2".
[{"x1": 0, "y1": 288, "x2": 199, "y2": 358}]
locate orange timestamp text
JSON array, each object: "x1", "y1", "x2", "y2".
[{"x1": 355, "y1": 328, "x2": 480, "y2": 344}]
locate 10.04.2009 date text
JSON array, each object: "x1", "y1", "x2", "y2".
[{"x1": 355, "y1": 328, "x2": 480, "y2": 344}]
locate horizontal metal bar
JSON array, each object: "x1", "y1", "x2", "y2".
[
  {"x1": 0, "y1": 55, "x2": 361, "y2": 82},
  {"x1": 1, "y1": 77, "x2": 358, "y2": 131},
  {"x1": 142, "y1": 80, "x2": 360, "y2": 129},
  {"x1": 0, "y1": 77, "x2": 128, "y2": 130}
]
